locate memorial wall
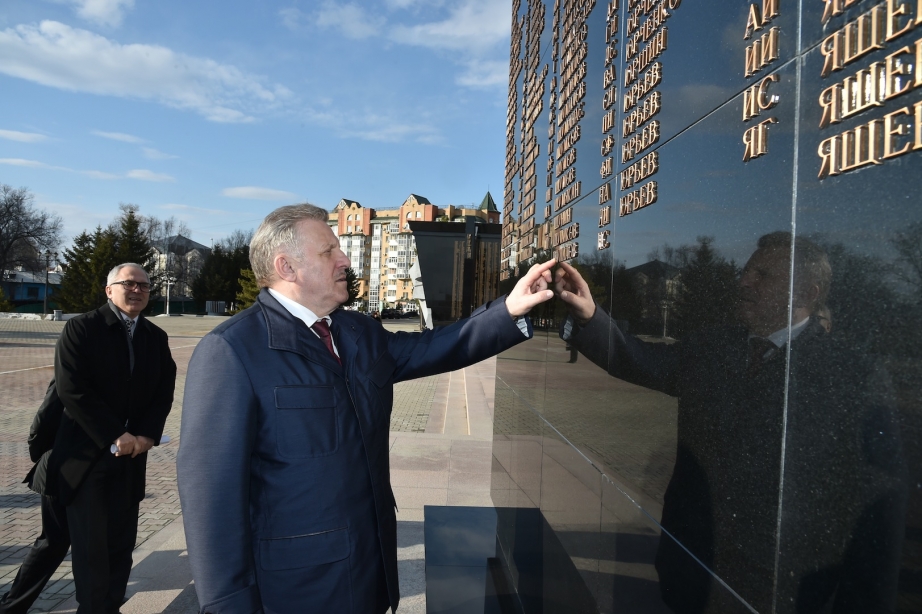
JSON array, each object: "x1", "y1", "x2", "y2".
[{"x1": 493, "y1": 0, "x2": 921, "y2": 611}]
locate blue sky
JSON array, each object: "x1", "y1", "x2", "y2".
[{"x1": 0, "y1": 0, "x2": 511, "y2": 247}]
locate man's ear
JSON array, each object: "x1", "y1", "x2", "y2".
[
  {"x1": 794, "y1": 282, "x2": 821, "y2": 310},
  {"x1": 273, "y1": 254, "x2": 297, "y2": 283}
]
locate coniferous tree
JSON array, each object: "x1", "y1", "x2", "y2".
[
  {"x1": 58, "y1": 228, "x2": 120, "y2": 312},
  {"x1": 344, "y1": 267, "x2": 361, "y2": 307},
  {"x1": 191, "y1": 243, "x2": 251, "y2": 309},
  {"x1": 671, "y1": 237, "x2": 740, "y2": 338},
  {"x1": 235, "y1": 269, "x2": 260, "y2": 312},
  {"x1": 114, "y1": 205, "x2": 155, "y2": 272},
  {"x1": 0, "y1": 287, "x2": 13, "y2": 312}
]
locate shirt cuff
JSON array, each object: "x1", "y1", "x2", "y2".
[
  {"x1": 561, "y1": 315, "x2": 575, "y2": 341},
  {"x1": 514, "y1": 316, "x2": 529, "y2": 337}
]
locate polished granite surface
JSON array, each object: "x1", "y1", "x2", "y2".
[{"x1": 497, "y1": 0, "x2": 922, "y2": 610}]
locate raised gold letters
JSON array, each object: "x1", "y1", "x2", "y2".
[
  {"x1": 744, "y1": 0, "x2": 779, "y2": 40},
  {"x1": 600, "y1": 157, "x2": 614, "y2": 177},
  {"x1": 818, "y1": 99, "x2": 922, "y2": 177},
  {"x1": 743, "y1": 74, "x2": 780, "y2": 121},
  {"x1": 620, "y1": 150, "x2": 659, "y2": 190},
  {"x1": 600, "y1": 182, "x2": 612, "y2": 204},
  {"x1": 599, "y1": 205, "x2": 612, "y2": 227},
  {"x1": 744, "y1": 27, "x2": 780, "y2": 77},
  {"x1": 619, "y1": 180, "x2": 658, "y2": 216},
  {"x1": 817, "y1": 37, "x2": 922, "y2": 126},
  {"x1": 598, "y1": 230, "x2": 611, "y2": 250},
  {"x1": 742, "y1": 117, "x2": 778, "y2": 161}
]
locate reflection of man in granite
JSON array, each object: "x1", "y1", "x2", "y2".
[{"x1": 555, "y1": 232, "x2": 905, "y2": 613}]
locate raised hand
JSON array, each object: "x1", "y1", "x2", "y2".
[
  {"x1": 554, "y1": 261, "x2": 596, "y2": 324},
  {"x1": 505, "y1": 259, "x2": 557, "y2": 317}
]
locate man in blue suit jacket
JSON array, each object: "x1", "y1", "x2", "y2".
[{"x1": 178, "y1": 204, "x2": 554, "y2": 614}]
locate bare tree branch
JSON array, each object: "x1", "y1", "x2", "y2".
[{"x1": 0, "y1": 184, "x2": 62, "y2": 272}]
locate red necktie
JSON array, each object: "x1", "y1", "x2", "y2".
[{"x1": 311, "y1": 319, "x2": 341, "y2": 365}]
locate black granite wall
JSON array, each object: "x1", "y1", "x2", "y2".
[{"x1": 494, "y1": 0, "x2": 922, "y2": 612}]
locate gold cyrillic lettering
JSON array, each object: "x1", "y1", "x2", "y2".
[
  {"x1": 887, "y1": 0, "x2": 914, "y2": 41},
  {"x1": 884, "y1": 45, "x2": 913, "y2": 99},
  {"x1": 839, "y1": 119, "x2": 882, "y2": 171},
  {"x1": 817, "y1": 135, "x2": 840, "y2": 179},
  {"x1": 883, "y1": 106, "x2": 912, "y2": 157}
]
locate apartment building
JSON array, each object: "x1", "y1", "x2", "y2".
[{"x1": 328, "y1": 192, "x2": 499, "y2": 313}]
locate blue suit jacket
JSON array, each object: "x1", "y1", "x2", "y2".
[{"x1": 178, "y1": 290, "x2": 530, "y2": 614}]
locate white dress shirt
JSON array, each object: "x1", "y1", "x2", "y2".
[{"x1": 268, "y1": 288, "x2": 340, "y2": 357}]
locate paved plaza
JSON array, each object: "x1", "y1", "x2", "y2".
[{"x1": 0, "y1": 315, "x2": 499, "y2": 613}]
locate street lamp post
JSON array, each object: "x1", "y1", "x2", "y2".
[
  {"x1": 164, "y1": 275, "x2": 176, "y2": 315},
  {"x1": 43, "y1": 250, "x2": 57, "y2": 316},
  {"x1": 661, "y1": 299, "x2": 672, "y2": 338}
]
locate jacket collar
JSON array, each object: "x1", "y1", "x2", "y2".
[
  {"x1": 100, "y1": 301, "x2": 145, "y2": 334},
  {"x1": 258, "y1": 289, "x2": 343, "y2": 370}
]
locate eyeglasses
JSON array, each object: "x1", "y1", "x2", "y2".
[{"x1": 110, "y1": 280, "x2": 151, "y2": 292}]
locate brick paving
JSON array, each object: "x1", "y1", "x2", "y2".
[
  {"x1": 0, "y1": 316, "x2": 444, "y2": 611},
  {"x1": 0, "y1": 319, "x2": 200, "y2": 612},
  {"x1": 391, "y1": 374, "x2": 441, "y2": 433}
]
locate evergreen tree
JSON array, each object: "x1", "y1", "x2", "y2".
[
  {"x1": 114, "y1": 204, "x2": 154, "y2": 272},
  {"x1": 344, "y1": 267, "x2": 361, "y2": 307},
  {"x1": 58, "y1": 227, "x2": 120, "y2": 312},
  {"x1": 672, "y1": 237, "x2": 740, "y2": 338},
  {"x1": 0, "y1": 286, "x2": 13, "y2": 312},
  {"x1": 191, "y1": 243, "x2": 251, "y2": 309},
  {"x1": 235, "y1": 269, "x2": 260, "y2": 311}
]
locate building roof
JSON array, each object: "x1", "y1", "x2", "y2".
[
  {"x1": 2, "y1": 269, "x2": 63, "y2": 285},
  {"x1": 479, "y1": 191, "x2": 498, "y2": 212},
  {"x1": 626, "y1": 259, "x2": 681, "y2": 280},
  {"x1": 154, "y1": 235, "x2": 210, "y2": 254},
  {"x1": 335, "y1": 199, "x2": 361, "y2": 211},
  {"x1": 406, "y1": 194, "x2": 431, "y2": 206}
]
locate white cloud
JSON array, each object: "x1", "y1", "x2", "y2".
[
  {"x1": 66, "y1": 0, "x2": 135, "y2": 28},
  {"x1": 310, "y1": 0, "x2": 510, "y2": 89},
  {"x1": 222, "y1": 186, "x2": 299, "y2": 201},
  {"x1": 143, "y1": 147, "x2": 178, "y2": 160},
  {"x1": 389, "y1": 0, "x2": 510, "y2": 54},
  {"x1": 0, "y1": 21, "x2": 293, "y2": 123},
  {"x1": 0, "y1": 158, "x2": 54, "y2": 168},
  {"x1": 0, "y1": 129, "x2": 49, "y2": 143},
  {"x1": 278, "y1": 7, "x2": 305, "y2": 31},
  {"x1": 383, "y1": 0, "x2": 432, "y2": 8},
  {"x1": 316, "y1": 2, "x2": 386, "y2": 39},
  {"x1": 81, "y1": 169, "x2": 119, "y2": 179},
  {"x1": 0, "y1": 157, "x2": 166, "y2": 181},
  {"x1": 93, "y1": 130, "x2": 145, "y2": 143},
  {"x1": 456, "y1": 59, "x2": 508, "y2": 89},
  {"x1": 160, "y1": 203, "x2": 228, "y2": 215},
  {"x1": 127, "y1": 169, "x2": 175, "y2": 182}
]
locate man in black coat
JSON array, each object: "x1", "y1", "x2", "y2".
[
  {"x1": 555, "y1": 233, "x2": 906, "y2": 613},
  {"x1": 50, "y1": 263, "x2": 176, "y2": 614},
  {"x1": 0, "y1": 381, "x2": 70, "y2": 614}
]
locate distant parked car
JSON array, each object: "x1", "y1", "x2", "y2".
[
  {"x1": 402, "y1": 311, "x2": 419, "y2": 319},
  {"x1": 380, "y1": 309, "x2": 401, "y2": 319}
]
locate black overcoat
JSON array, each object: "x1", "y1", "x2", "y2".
[{"x1": 49, "y1": 303, "x2": 176, "y2": 505}]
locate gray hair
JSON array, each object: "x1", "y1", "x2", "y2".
[
  {"x1": 250, "y1": 203, "x2": 329, "y2": 287},
  {"x1": 106, "y1": 263, "x2": 149, "y2": 286}
]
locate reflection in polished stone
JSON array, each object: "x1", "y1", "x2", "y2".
[
  {"x1": 559, "y1": 233, "x2": 907, "y2": 612},
  {"x1": 496, "y1": 0, "x2": 922, "y2": 609}
]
